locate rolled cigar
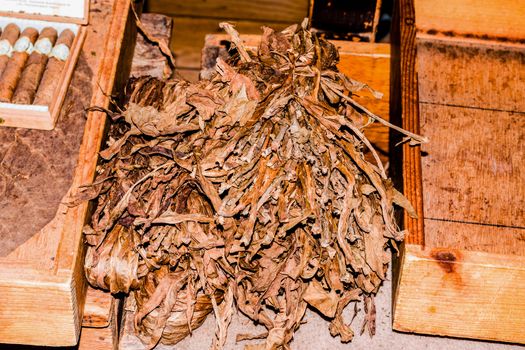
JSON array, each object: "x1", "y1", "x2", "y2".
[
  {"x1": 12, "y1": 27, "x2": 58, "y2": 104},
  {"x1": 34, "y1": 29, "x2": 75, "y2": 106},
  {"x1": 0, "y1": 24, "x2": 21, "y2": 76},
  {"x1": 0, "y1": 27, "x2": 38, "y2": 102}
]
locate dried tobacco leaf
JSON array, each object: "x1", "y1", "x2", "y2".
[{"x1": 77, "y1": 21, "x2": 421, "y2": 349}]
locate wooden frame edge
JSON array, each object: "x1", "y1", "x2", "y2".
[{"x1": 393, "y1": 244, "x2": 525, "y2": 344}]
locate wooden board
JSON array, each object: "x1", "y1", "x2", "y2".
[
  {"x1": 146, "y1": 0, "x2": 309, "y2": 24},
  {"x1": 394, "y1": 244, "x2": 525, "y2": 344},
  {"x1": 414, "y1": 0, "x2": 525, "y2": 42},
  {"x1": 0, "y1": 0, "x2": 137, "y2": 346},
  {"x1": 77, "y1": 12, "x2": 174, "y2": 349},
  {"x1": 391, "y1": 0, "x2": 525, "y2": 343},
  {"x1": 170, "y1": 17, "x2": 290, "y2": 80}
]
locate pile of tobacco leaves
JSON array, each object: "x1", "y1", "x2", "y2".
[{"x1": 76, "y1": 21, "x2": 420, "y2": 349}]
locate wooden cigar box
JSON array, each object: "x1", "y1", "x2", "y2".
[{"x1": 0, "y1": 0, "x2": 88, "y2": 130}]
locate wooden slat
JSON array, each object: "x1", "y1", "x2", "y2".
[
  {"x1": 334, "y1": 41, "x2": 390, "y2": 164},
  {"x1": 131, "y1": 13, "x2": 173, "y2": 79},
  {"x1": 172, "y1": 17, "x2": 289, "y2": 70},
  {"x1": 417, "y1": 38, "x2": 525, "y2": 112},
  {"x1": 420, "y1": 104, "x2": 524, "y2": 228},
  {"x1": 414, "y1": 0, "x2": 525, "y2": 42},
  {"x1": 424, "y1": 220, "x2": 525, "y2": 256},
  {"x1": 390, "y1": 0, "x2": 425, "y2": 245},
  {"x1": 0, "y1": 0, "x2": 136, "y2": 346},
  {"x1": 82, "y1": 287, "x2": 114, "y2": 328},
  {"x1": 394, "y1": 244, "x2": 525, "y2": 344},
  {"x1": 146, "y1": 0, "x2": 309, "y2": 24}
]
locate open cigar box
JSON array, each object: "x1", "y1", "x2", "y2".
[{"x1": 0, "y1": 0, "x2": 88, "y2": 130}]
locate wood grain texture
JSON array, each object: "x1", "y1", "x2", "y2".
[
  {"x1": 393, "y1": 0, "x2": 525, "y2": 343},
  {"x1": 420, "y1": 104, "x2": 524, "y2": 228},
  {"x1": 390, "y1": 0, "x2": 425, "y2": 245},
  {"x1": 0, "y1": 0, "x2": 136, "y2": 346},
  {"x1": 146, "y1": 0, "x2": 309, "y2": 23},
  {"x1": 131, "y1": 13, "x2": 173, "y2": 79},
  {"x1": 424, "y1": 220, "x2": 525, "y2": 256},
  {"x1": 172, "y1": 17, "x2": 288, "y2": 70},
  {"x1": 417, "y1": 38, "x2": 525, "y2": 112},
  {"x1": 82, "y1": 287, "x2": 114, "y2": 328},
  {"x1": 394, "y1": 244, "x2": 525, "y2": 344},
  {"x1": 414, "y1": 0, "x2": 525, "y2": 42}
]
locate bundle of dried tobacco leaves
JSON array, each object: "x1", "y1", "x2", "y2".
[{"x1": 76, "y1": 20, "x2": 421, "y2": 349}]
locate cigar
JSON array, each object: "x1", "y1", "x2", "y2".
[
  {"x1": 0, "y1": 27, "x2": 38, "y2": 102},
  {"x1": 0, "y1": 24, "x2": 21, "y2": 77},
  {"x1": 12, "y1": 27, "x2": 58, "y2": 104},
  {"x1": 34, "y1": 29, "x2": 75, "y2": 106}
]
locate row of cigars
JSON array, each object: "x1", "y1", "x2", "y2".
[{"x1": 0, "y1": 23, "x2": 75, "y2": 106}]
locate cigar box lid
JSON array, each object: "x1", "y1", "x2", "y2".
[{"x1": 0, "y1": 0, "x2": 90, "y2": 25}]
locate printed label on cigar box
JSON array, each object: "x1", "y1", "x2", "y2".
[{"x1": 0, "y1": 0, "x2": 86, "y2": 20}]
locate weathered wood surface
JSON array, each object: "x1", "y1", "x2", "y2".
[
  {"x1": 389, "y1": 0, "x2": 425, "y2": 246},
  {"x1": 131, "y1": 13, "x2": 173, "y2": 79},
  {"x1": 414, "y1": 0, "x2": 525, "y2": 42},
  {"x1": 146, "y1": 0, "x2": 309, "y2": 24},
  {"x1": 394, "y1": 244, "x2": 525, "y2": 344},
  {"x1": 0, "y1": 0, "x2": 137, "y2": 345},
  {"x1": 392, "y1": 0, "x2": 525, "y2": 344},
  {"x1": 82, "y1": 287, "x2": 114, "y2": 328}
]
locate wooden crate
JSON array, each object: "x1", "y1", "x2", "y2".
[
  {"x1": 0, "y1": 0, "x2": 137, "y2": 346},
  {"x1": 391, "y1": 0, "x2": 525, "y2": 344}
]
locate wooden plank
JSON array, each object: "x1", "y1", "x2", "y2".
[
  {"x1": 79, "y1": 293, "x2": 120, "y2": 350},
  {"x1": 390, "y1": 0, "x2": 425, "y2": 245},
  {"x1": 79, "y1": 326, "x2": 116, "y2": 350},
  {"x1": 394, "y1": 244, "x2": 525, "y2": 344},
  {"x1": 417, "y1": 38, "x2": 525, "y2": 112},
  {"x1": 334, "y1": 41, "x2": 390, "y2": 164},
  {"x1": 131, "y1": 13, "x2": 173, "y2": 79},
  {"x1": 424, "y1": 220, "x2": 525, "y2": 256},
  {"x1": 414, "y1": 0, "x2": 525, "y2": 42},
  {"x1": 146, "y1": 0, "x2": 309, "y2": 24},
  {"x1": 171, "y1": 17, "x2": 289, "y2": 70},
  {"x1": 82, "y1": 287, "x2": 114, "y2": 328},
  {"x1": 0, "y1": 0, "x2": 136, "y2": 346},
  {"x1": 420, "y1": 104, "x2": 524, "y2": 228}
]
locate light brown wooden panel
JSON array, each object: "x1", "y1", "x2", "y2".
[
  {"x1": 424, "y1": 219, "x2": 525, "y2": 256},
  {"x1": 390, "y1": 0, "x2": 425, "y2": 245},
  {"x1": 414, "y1": 0, "x2": 525, "y2": 41},
  {"x1": 147, "y1": 0, "x2": 309, "y2": 24},
  {"x1": 417, "y1": 38, "x2": 525, "y2": 112},
  {"x1": 394, "y1": 244, "x2": 525, "y2": 344},
  {"x1": 172, "y1": 17, "x2": 288, "y2": 70},
  {"x1": 420, "y1": 103, "x2": 524, "y2": 228},
  {"x1": 82, "y1": 287, "x2": 114, "y2": 328}
]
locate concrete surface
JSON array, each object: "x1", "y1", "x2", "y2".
[{"x1": 167, "y1": 267, "x2": 523, "y2": 350}]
